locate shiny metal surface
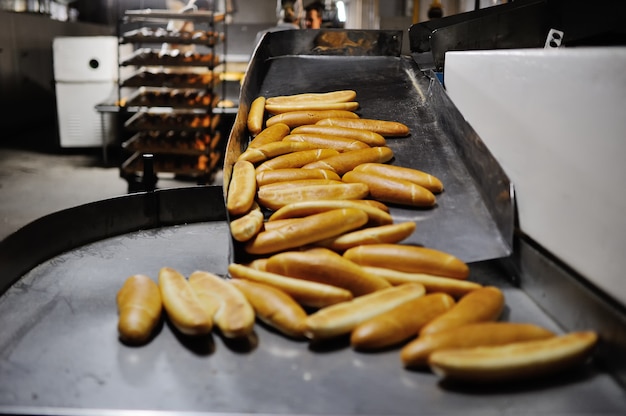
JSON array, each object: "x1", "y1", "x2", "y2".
[
  {"x1": 224, "y1": 29, "x2": 513, "y2": 265},
  {"x1": 0, "y1": 186, "x2": 226, "y2": 294},
  {"x1": 0, "y1": 195, "x2": 624, "y2": 414}
]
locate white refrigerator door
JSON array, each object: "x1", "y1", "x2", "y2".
[{"x1": 53, "y1": 36, "x2": 119, "y2": 83}]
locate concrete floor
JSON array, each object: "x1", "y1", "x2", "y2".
[{"x1": 0, "y1": 126, "x2": 223, "y2": 242}]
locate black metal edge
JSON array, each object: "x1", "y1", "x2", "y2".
[
  {"x1": 249, "y1": 29, "x2": 403, "y2": 61},
  {"x1": 409, "y1": 0, "x2": 626, "y2": 73},
  {"x1": 0, "y1": 185, "x2": 226, "y2": 295},
  {"x1": 408, "y1": 0, "x2": 550, "y2": 72},
  {"x1": 424, "y1": 70, "x2": 514, "y2": 257},
  {"x1": 497, "y1": 232, "x2": 626, "y2": 389}
]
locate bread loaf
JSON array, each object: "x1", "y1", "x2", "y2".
[
  {"x1": 305, "y1": 283, "x2": 426, "y2": 340},
  {"x1": 116, "y1": 274, "x2": 162, "y2": 344},
  {"x1": 343, "y1": 244, "x2": 470, "y2": 279}
]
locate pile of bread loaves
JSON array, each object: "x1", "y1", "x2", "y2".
[{"x1": 116, "y1": 90, "x2": 597, "y2": 385}]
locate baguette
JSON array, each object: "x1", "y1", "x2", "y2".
[
  {"x1": 428, "y1": 331, "x2": 598, "y2": 383},
  {"x1": 283, "y1": 133, "x2": 370, "y2": 152},
  {"x1": 256, "y1": 168, "x2": 341, "y2": 187},
  {"x1": 237, "y1": 141, "x2": 320, "y2": 164},
  {"x1": 266, "y1": 110, "x2": 359, "y2": 129},
  {"x1": 255, "y1": 148, "x2": 340, "y2": 173},
  {"x1": 230, "y1": 279, "x2": 308, "y2": 339},
  {"x1": 265, "y1": 90, "x2": 357, "y2": 106},
  {"x1": 316, "y1": 117, "x2": 410, "y2": 137},
  {"x1": 317, "y1": 221, "x2": 416, "y2": 251},
  {"x1": 350, "y1": 292, "x2": 455, "y2": 350},
  {"x1": 188, "y1": 271, "x2": 255, "y2": 338},
  {"x1": 419, "y1": 286, "x2": 505, "y2": 336},
  {"x1": 262, "y1": 216, "x2": 308, "y2": 231},
  {"x1": 258, "y1": 178, "x2": 343, "y2": 193},
  {"x1": 302, "y1": 146, "x2": 394, "y2": 176},
  {"x1": 228, "y1": 263, "x2": 353, "y2": 308},
  {"x1": 245, "y1": 208, "x2": 369, "y2": 255},
  {"x1": 362, "y1": 266, "x2": 482, "y2": 299},
  {"x1": 247, "y1": 96, "x2": 266, "y2": 136},
  {"x1": 291, "y1": 124, "x2": 387, "y2": 147},
  {"x1": 265, "y1": 101, "x2": 359, "y2": 114},
  {"x1": 230, "y1": 202, "x2": 264, "y2": 242},
  {"x1": 352, "y1": 199, "x2": 390, "y2": 212},
  {"x1": 266, "y1": 247, "x2": 391, "y2": 296},
  {"x1": 267, "y1": 199, "x2": 392, "y2": 226},
  {"x1": 304, "y1": 283, "x2": 426, "y2": 340},
  {"x1": 353, "y1": 163, "x2": 444, "y2": 193},
  {"x1": 158, "y1": 267, "x2": 213, "y2": 336},
  {"x1": 257, "y1": 182, "x2": 369, "y2": 211},
  {"x1": 246, "y1": 258, "x2": 269, "y2": 271},
  {"x1": 226, "y1": 160, "x2": 257, "y2": 217},
  {"x1": 248, "y1": 123, "x2": 290, "y2": 148},
  {"x1": 342, "y1": 170, "x2": 436, "y2": 207},
  {"x1": 401, "y1": 322, "x2": 556, "y2": 368},
  {"x1": 116, "y1": 274, "x2": 163, "y2": 344},
  {"x1": 343, "y1": 244, "x2": 470, "y2": 279}
]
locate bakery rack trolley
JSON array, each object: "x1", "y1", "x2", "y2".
[{"x1": 117, "y1": 6, "x2": 227, "y2": 193}]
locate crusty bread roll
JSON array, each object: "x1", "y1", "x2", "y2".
[
  {"x1": 265, "y1": 101, "x2": 359, "y2": 114},
  {"x1": 362, "y1": 266, "x2": 482, "y2": 299},
  {"x1": 245, "y1": 208, "x2": 369, "y2": 255},
  {"x1": 255, "y1": 148, "x2": 340, "y2": 173},
  {"x1": 353, "y1": 162, "x2": 444, "y2": 193},
  {"x1": 342, "y1": 170, "x2": 436, "y2": 207},
  {"x1": 419, "y1": 286, "x2": 505, "y2": 336},
  {"x1": 350, "y1": 292, "x2": 455, "y2": 350},
  {"x1": 237, "y1": 141, "x2": 320, "y2": 164},
  {"x1": 230, "y1": 202, "x2": 264, "y2": 242},
  {"x1": 428, "y1": 331, "x2": 598, "y2": 383},
  {"x1": 116, "y1": 274, "x2": 163, "y2": 344},
  {"x1": 265, "y1": 90, "x2": 357, "y2": 106},
  {"x1": 248, "y1": 123, "x2": 290, "y2": 148},
  {"x1": 316, "y1": 117, "x2": 410, "y2": 137},
  {"x1": 265, "y1": 247, "x2": 391, "y2": 296},
  {"x1": 302, "y1": 146, "x2": 394, "y2": 176},
  {"x1": 401, "y1": 322, "x2": 556, "y2": 368},
  {"x1": 247, "y1": 96, "x2": 266, "y2": 136},
  {"x1": 258, "y1": 178, "x2": 343, "y2": 193},
  {"x1": 283, "y1": 133, "x2": 370, "y2": 152},
  {"x1": 266, "y1": 110, "x2": 359, "y2": 129},
  {"x1": 245, "y1": 258, "x2": 269, "y2": 271},
  {"x1": 230, "y1": 279, "x2": 308, "y2": 339},
  {"x1": 343, "y1": 244, "x2": 470, "y2": 280},
  {"x1": 261, "y1": 217, "x2": 309, "y2": 231},
  {"x1": 226, "y1": 160, "x2": 257, "y2": 217},
  {"x1": 304, "y1": 282, "x2": 426, "y2": 340},
  {"x1": 158, "y1": 267, "x2": 213, "y2": 336},
  {"x1": 291, "y1": 124, "x2": 387, "y2": 147},
  {"x1": 267, "y1": 199, "x2": 392, "y2": 226},
  {"x1": 188, "y1": 271, "x2": 255, "y2": 338},
  {"x1": 228, "y1": 263, "x2": 353, "y2": 308},
  {"x1": 257, "y1": 182, "x2": 369, "y2": 211},
  {"x1": 256, "y1": 168, "x2": 341, "y2": 187},
  {"x1": 316, "y1": 221, "x2": 416, "y2": 251}
]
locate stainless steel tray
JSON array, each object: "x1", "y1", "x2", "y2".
[
  {"x1": 0, "y1": 187, "x2": 624, "y2": 416},
  {"x1": 224, "y1": 29, "x2": 513, "y2": 266}
]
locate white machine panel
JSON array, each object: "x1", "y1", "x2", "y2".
[
  {"x1": 55, "y1": 82, "x2": 116, "y2": 148},
  {"x1": 53, "y1": 36, "x2": 119, "y2": 82},
  {"x1": 444, "y1": 47, "x2": 626, "y2": 307},
  {"x1": 53, "y1": 36, "x2": 119, "y2": 148}
]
